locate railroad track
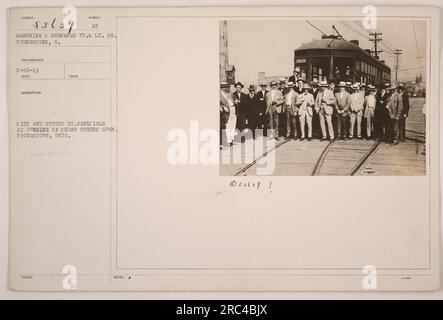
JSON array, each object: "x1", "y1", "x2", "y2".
[
  {"x1": 233, "y1": 137, "x2": 383, "y2": 176},
  {"x1": 233, "y1": 138, "x2": 289, "y2": 176},
  {"x1": 232, "y1": 117, "x2": 424, "y2": 176},
  {"x1": 225, "y1": 98, "x2": 426, "y2": 176},
  {"x1": 311, "y1": 139, "x2": 381, "y2": 176}
]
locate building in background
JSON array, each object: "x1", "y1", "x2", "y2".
[
  {"x1": 257, "y1": 72, "x2": 287, "y2": 86},
  {"x1": 219, "y1": 21, "x2": 236, "y2": 85}
]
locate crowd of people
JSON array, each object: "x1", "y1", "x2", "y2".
[{"x1": 219, "y1": 71, "x2": 410, "y2": 150}]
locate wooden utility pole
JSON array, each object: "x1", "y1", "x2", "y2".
[{"x1": 369, "y1": 32, "x2": 383, "y2": 59}]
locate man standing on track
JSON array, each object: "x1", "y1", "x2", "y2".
[
  {"x1": 279, "y1": 79, "x2": 288, "y2": 137},
  {"x1": 398, "y1": 83, "x2": 410, "y2": 141},
  {"x1": 219, "y1": 82, "x2": 231, "y2": 149},
  {"x1": 374, "y1": 83, "x2": 390, "y2": 142},
  {"x1": 285, "y1": 81, "x2": 298, "y2": 140},
  {"x1": 316, "y1": 80, "x2": 335, "y2": 142},
  {"x1": 335, "y1": 81, "x2": 351, "y2": 140},
  {"x1": 363, "y1": 85, "x2": 377, "y2": 140},
  {"x1": 220, "y1": 82, "x2": 237, "y2": 146},
  {"x1": 386, "y1": 85, "x2": 403, "y2": 145},
  {"x1": 245, "y1": 84, "x2": 259, "y2": 139},
  {"x1": 310, "y1": 79, "x2": 321, "y2": 138},
  {"x1": 256, "y1": 82, "x2": 268, "y2": 136},
  {"x1": 232, "y1": 82, "x2": 248, "y2": 142},
  {"x1": 266, "y1": 80, "x2": 284, "y2": 139},
  {"x1": 297, "y1": 83, "x2": 315, "y2": 141},
  {"x1": 349, "y1": 83, "x2": 364, "y2": 139}
]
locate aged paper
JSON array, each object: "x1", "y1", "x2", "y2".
[{"x1": 8, "y1": 6, "x2": 439, "y2": 291}]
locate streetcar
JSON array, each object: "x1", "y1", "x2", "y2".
[{"x1": 294, "y1": 35, "x2": 391, "y2": 86}]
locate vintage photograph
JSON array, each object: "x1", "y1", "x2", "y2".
[{"x1": 219, "y1": 20, "x2": 427, "y2": 176}]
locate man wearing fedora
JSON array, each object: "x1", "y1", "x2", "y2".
[
  {"x1": 335, "y1": 81, "x2": 351, "y2": 140},
  {"x1": 316, "y1": 80, "x2": 335, "y2": 141},
  {"x1": 310, "y1": 79, "x2": 321, "y2": 138},
  {"x1": 233, "y1": 82, "x2": 248, "y2": 142},
  {"x1": 279, "y1": 79, "x2": 289, "y2": 137},
  {"x1": 245, "y1": 84, "x2": 259, "y2": 139},
  {"x1": 296, "y1": 83, "x2": 315, "y2": 141},
  {"x1": 386, "y1": 85, "x2": 403, "y2": 145},
  {"x1": 256, "y1": 82, "x2": 268, "y2": 136},
  {"x1": 266, "y1": 80, "x2": 284, "y2": 139},
  {"x1": 397, "y1": 83, "x2": 410, "y2": 141},
  {"x1": 220, "y1": 82, "x2": 236, "y2": 147},
  {"x1": 349, "y1": 83, "x2": 364, "y2": 139},
  {"x1": 284, "y1": 81, "x2": 299, "y2": 140}
]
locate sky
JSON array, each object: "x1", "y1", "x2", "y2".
[{"x1": 226, "y1": 19, "x2": 427, "y2": 85}]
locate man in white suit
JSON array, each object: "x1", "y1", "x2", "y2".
[
  {"x1": 220, "y1": 82, "x2": 237, "y2": 145},
  {"x1": 349, "y1": 83, "x2": 364, "y2": 139},
  {"x1": 284, "y1": 81, "x2": 299, "y2": 140},
  {"x1": 335, "y1": 81, "x2": 351, "y2": 140},
  {"x1": 363, "y1": 85, "x2": 377, "y2": 139},
  {"x1": 296, "y1": 84, "x2": 315, "y2": 141},
  {"x1": 315, "y1": 80, "x2": 335, "y2": 141}
]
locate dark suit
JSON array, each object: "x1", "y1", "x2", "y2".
[
  {"x1": 310, "y1": 88, "x2": 321, "y2": 137},
  {"x1": 335, "y1": 91, "x2": 351, "y2": 138},
  {"x1": 399, "y1": 91, "x2": 410, "y2": 141},
  {"x1": 374, "y1": 90, "x2": 389, "y2": 141},
  {"x1": 232, "y1": 91, "x2": 248, "y2": 133},
  {"x1": 256, "y1": 89, "x2": 268, "y2": 135},
  {"x1": 244, "y1": 93, "x2": 259, "y2": 138}
]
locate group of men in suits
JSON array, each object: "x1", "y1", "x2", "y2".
[{"x1": 219, "y1": 76, "x2": 410, "y2": 148}]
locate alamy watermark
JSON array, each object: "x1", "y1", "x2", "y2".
[{"x1": 166, "y1": 121, "x2": 276, "y2": 175}]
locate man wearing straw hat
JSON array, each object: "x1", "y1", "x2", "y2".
[
  {"x1": 266, "y1": 80, "x2": 284, "y2": 139},
  {"x1": 295, "y1": 78, "x2": 305, "y2": 94},
  {"x1": 363, "y1": 85, "x2": 377, "y2": 139},
  {"x1": 316, "y1": 80, "x2": 335, "y2": 141},
  {"x1": 349, "y1": 83, "x2": 364, "y2": 139},
  {"x1": 296, "y1": 83, "x2": 315, "y2": 141},
  {"x1": 335, "y1": 81, "x2": 351, "y2": 140}
]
